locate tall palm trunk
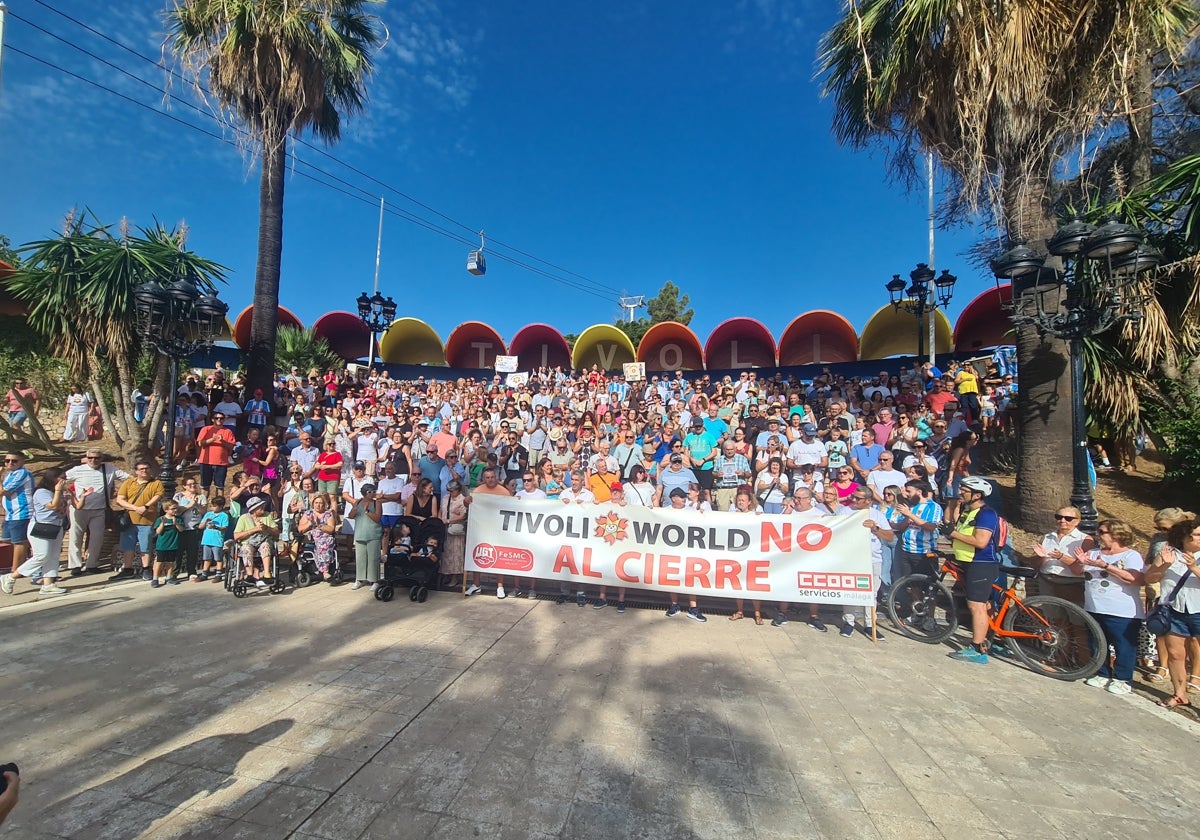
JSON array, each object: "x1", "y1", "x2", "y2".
[
  {"x1": 1005, "y1": 172, "x2": 1072, "y2": 534},
  {"x1": 248, "y1": 135, "x2": 287, "y2": 397}
]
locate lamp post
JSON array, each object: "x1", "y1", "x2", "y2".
[
  {"x1": 356, "y1": 291, "x2": 397, "y2": 366},
  {"x1": 133, "y1": 280, "x2": 229, "y2": 496},
  {"x1": 885, "y1": 263, "x2": 957, "y2": 365},
  {"x1": 991, "y1": 220, "x2": 1159, "y2": 534}
]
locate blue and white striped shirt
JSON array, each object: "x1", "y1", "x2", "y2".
[
  {"x1": 900, "y1": 497, "x2": 943, "y2": 554},
  {"x1": 2, "y1": 467, "x2": 35, "y2": 521}
]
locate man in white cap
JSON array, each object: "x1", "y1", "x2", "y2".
[{"x1": 786, "y1": 422, "x2": 828, "y2": 485}]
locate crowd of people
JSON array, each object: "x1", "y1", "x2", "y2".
[{"x1": 1, "y1": 359, "x2": 1198, "y2": 702}]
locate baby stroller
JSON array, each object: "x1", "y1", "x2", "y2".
[{"x1": 375, "y1": 516, "x2": 445, "y2": 603}]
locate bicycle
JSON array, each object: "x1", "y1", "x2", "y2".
[{"x1": 886, "y1": 554, "x2": 1105, "y2": 681}]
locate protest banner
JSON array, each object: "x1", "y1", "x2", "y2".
[
  {"x1": 495, "y1": 355, "x2": 519, "y2": 373},
  {"x1": 622, "y1": 362, "x2": 646, "y2": 381},
  {"x1": 465, "y1": 494, "x2": 874, "y2": 606},
  {"x1": 505, "y1": 372, "x2": 529, "y2": 387}
]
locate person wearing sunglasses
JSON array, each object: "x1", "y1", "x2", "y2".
[
  {"x1": 1030, "y1": 507, "x2": 1091, "y2": 606},
  {"x1": 1067, "y1": 520, "x2": 1146, "y2": 695}
]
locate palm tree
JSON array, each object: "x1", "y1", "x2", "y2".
[
  {"x1": 167, "y1": 0, "x2": 383, "y2": 397},
  {"x1": 6, "y1": 212, "x2": 226, "y2": 464},
  {"x1": 817, "y1": 0, "x2": 1196, "y2": 531}
]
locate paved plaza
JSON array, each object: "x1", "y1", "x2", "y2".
[{"x1": 1, "y1": 578, "x2": 1197, "y2": 839}]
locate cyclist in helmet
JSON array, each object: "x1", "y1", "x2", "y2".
[{"x1": 948, "y1": 476, "x2": 1001, "y2": 664}]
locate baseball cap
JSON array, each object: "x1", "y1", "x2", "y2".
[
  {"x1": 610, "y1": 482, "x2": 624, "y2": 492},
  {"x1": 353, "y1": 460, "x2": 366, "y2": 470},
  {"x1": 670, "y1": 453, "x2": 683, "y2": 463},
  {"x1": 801, "y1": 422, "x2": 818, "y2": 435},
  {"x1": 246, "y1": 497, "x2": 267, "y2": 512},
  {"x1": 669, "y1": 487, "x2": 687, "y2": 499},
  {"x1": 690, "y1": 417, "x2": 704, "y2": 427}
]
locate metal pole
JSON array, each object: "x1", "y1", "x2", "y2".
[
  {"x1": 0, "y1": 3, "x2": 8, "y2": 122},
  {"x1": 368, "y1": 196, "x2": 384, "y2": 364},
  {"x1": 1068, "y1": 336, "x2": 1097, "y2": 534},
  {"x1": 916, "y1": 305, "x2": 926, "y2": 362},
  {"x1": 160, "y1": 354, "x2": 180, "y2": 497},
  {"x1": 926, "y1": 152, "x2": 937, "y2": 369}
]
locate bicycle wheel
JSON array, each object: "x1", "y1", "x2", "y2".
[
  {"x1": 1001, "y1": 595, "x2": 1105, "y2": 681},
  {"x1": 886, "y1": 573, "x2": 958, "y2": 644}
]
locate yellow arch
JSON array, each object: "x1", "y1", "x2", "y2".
[
  {"x1": 858, "y1": 305, "x2": 953, "y2": 360},
  {"x1": 571, "y1": 323, "x2": 636, "y2": 370},
  {"x1": 378, "y1": 317, "x2": 446, "y2": 365}
]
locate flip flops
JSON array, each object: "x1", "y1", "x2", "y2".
[{"x1": 1157, "y1": 695, "x2": 1191, "y2": 709}]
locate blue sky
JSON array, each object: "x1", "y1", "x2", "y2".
[{"x1": 0, "y1": 0, "x2": 997, "y2": 345}]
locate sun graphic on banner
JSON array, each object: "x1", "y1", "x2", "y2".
[{"x1": 594, "y1": 511, "x2": 629, "y2": 545}]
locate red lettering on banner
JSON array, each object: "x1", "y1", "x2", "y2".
[
  {"x1": 746, "y1": 560, "x2": 769, "y2": 592},
  {"x1": 473, "y1": 543, "x2": 534, "y2": 571},
  {"x1": 796, "y1": 524, "x2": 833, "y2": 551},
  {"x1": 553, "y1": 546, "x2": 579, "y2": 575},
  {"x1": 580, "y1": 547, "x2": 602, "y2": 579},
  {"x1": 615, "y1": 551, "x2": 639, "y2": 583},
  {"x1": 796, "y1": 572, "x2": 869, "y2": 591},
  {"x1": 761, "y1": 522, "x2": 791, "y2": 553},
  {"x1": 714, "y1": 558, "x2": 741, "y2": 590},
  {"x1": 683, "y1": 556, "x2": 712, "y2": 589},
  {"x1": 659, "y1": 554, "x2": 681, "y2": 587},
  {"x1": 642, "y1": 553, "x2": 654, "y2": 584}
]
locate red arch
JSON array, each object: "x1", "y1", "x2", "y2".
[
  {"x1": 446, "y1": 322, "x2": 507, "y2": 369},
  {"x1": 312, "y1": 311, "x2": 371, "y2": 361},
  {"x1": 636, "y1": 322, "x2": 704, "y2": 371},
  {"x1": 777, "y1": 310, "x2": 859, "y2": 365},
  {"x1": 509, "y1": 323, "x2": 571, "y2": 371},
  {"x1": 704, "y1": 317, "x2": 777, "y2": 369},
  {"x1": 232, "y1": 305, "x2": 303, "y2": 349},
  {"x1": 953, "y1": 284, "x2": 1013, "y2": 352}
]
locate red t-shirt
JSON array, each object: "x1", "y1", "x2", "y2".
[
  {"x1": 196, "y1": 425, "x2": 236, "y2": 466},
  {"x1": 926, "y1": 390, "x2": 956, "y2": 415},
  {"x1": 316, "y1": 451, "x2": 344, "y2": 482}
]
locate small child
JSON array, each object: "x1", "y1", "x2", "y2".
[
  {"x1": 388, "y1": 521, "x2": 413, "y2": 557},
  {"x1": 197, "y1": 497, "x2": 230, "y2": 582},
  {"x1": 152, "y1": 500, "x2": 182, "y2": 588},
  {"x1": 849, "y1": 415, "x2": 866, "y2": 448},
  {"x1": 414, "y1": 535, "x2": 440, "y2": 568},
  {"x1": 825, "y1": 427, "x2": 849, "y2": 480},
  {"x1": 544, "y1": 468, "x2": 564, "y2": 500}
]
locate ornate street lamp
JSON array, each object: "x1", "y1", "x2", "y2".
[
  {"x1": 357, "y1": 291, "x2": 397, "y2": 365},
  {"x1": 991, "y1": 219, "x2": 1158, "y2": 533},
  {"x1": 133, "y1": 280, "x2": 228, "y2": 495},
  {"x1": 885, "y1": 262, "x2": 957, "y2": 363}
]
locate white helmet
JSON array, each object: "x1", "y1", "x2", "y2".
[{"x1": 960, "y1": 476, "x2": 992, "y2": 496}]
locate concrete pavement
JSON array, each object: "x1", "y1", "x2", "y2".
[{"x1": 1, "y1": 578, "x2": 1197, "y2": 839}]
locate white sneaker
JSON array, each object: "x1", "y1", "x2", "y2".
[
  {"x1": 255, "y1": 579, "x2": 268, "y2": 590},
  {"x1": 370, "y1": 582, "x2": 379, "y2": 593},
  {"x1": 0, "y1": 574, "x2": 13, "y2": 595},
  {"x1": 1084, "y1": 675, "x2": 1110, "y2": 688},
  {"x1": 350, "y1": 581, "x2": 365, "y2": 591},
  {"x1": 39, "y1": 583, "x2": 67, "y2": 596},
  {"x1": 496, "y1": 584, "x2": 506, "y2": 599},
  {"x1": 1106, "y1": 680, "x2": 1133, "y2": 695},
  {"x1": 465, "y1": 584, "x2": 481, "y2": 596}
]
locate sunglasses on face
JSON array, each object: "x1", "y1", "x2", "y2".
[{"x1": 1053, "y1": 514, "x2": 1077, "y2": 522}]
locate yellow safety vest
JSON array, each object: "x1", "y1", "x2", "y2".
[{"x1": 952, "y1": 508, "x2": 979, "y2": 563}]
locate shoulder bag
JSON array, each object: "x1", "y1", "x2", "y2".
[{"x1": 1146, "y1": 567, "x2": 1194, "y2": 636}]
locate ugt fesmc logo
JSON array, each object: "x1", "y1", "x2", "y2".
[{"x1": 472, "y1": 543, "x2": 534, "y2": 572}]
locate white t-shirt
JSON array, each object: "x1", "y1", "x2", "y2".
[
  {"x1": 786, "y1": 438, "x2": 827, "y2": 471},
  {"x1": 376, "y1": 476, "x2": 405, "y2": 517},
  {"x1": 865, "y1": 504, "x2": 893, "y2": 564},
  {"x1": 1082, "y1": 548, "x2": 1145, "y2": 618},
  {"x1": 866, "y1": 469, "x2": 907, "y2": 501},
  {"x1": 516, "y1": 488, "x2": 547, "y2": 501},
  {"x1": 214, "y1": 400, "x2": 242, "y2": 427}
]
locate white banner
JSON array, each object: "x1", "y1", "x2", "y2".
[
  {"x1": 495, "y1": 355, "x2": 519, "y2": 373},
  {"x1": 465, "y1": 495, "x2": 875, "y2": 605},
  {"x1": 505, "y1": 372, "x2": 529, "y2": 387},
  {"x1": 622, "y1": 361, "x2": 646, "y2": 381}
]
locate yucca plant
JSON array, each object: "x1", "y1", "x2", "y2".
[
  {"x1": 5, "y1": 211, "x2": 226, "y2": 465},
  {"x1": 274, "y1": 326, "x2": 341, "y2": 378}
]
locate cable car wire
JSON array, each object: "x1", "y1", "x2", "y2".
[{"x1": 17, "y1": 0, "x2": 628, "y2": 298}]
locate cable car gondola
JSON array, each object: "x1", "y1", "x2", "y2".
[{"x1": 467, "y1": 231, "x2": 486, "y2": 276}]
